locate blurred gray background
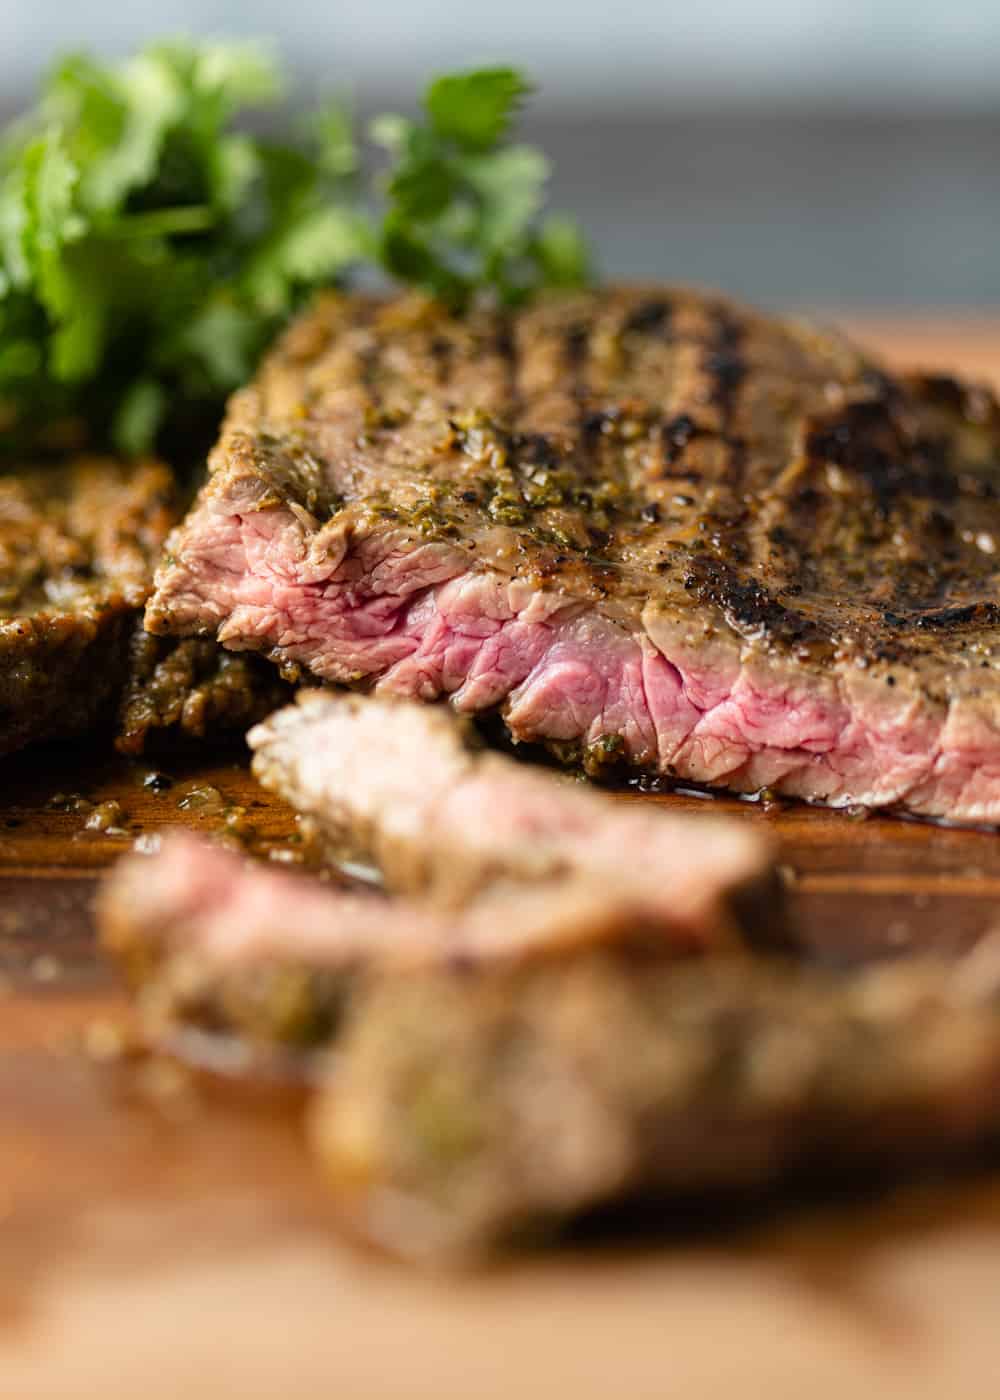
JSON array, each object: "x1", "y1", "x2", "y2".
[{"x1": 4, "y1": 0, "x2": 1000, "y2": 307}]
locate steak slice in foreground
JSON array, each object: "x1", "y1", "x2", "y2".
[
  {"x1": 100, "y1": 833, "x2": 437, "y2": 1047},
  {"x1": 116, "y1": 631, "x2": 292, "y2": 755},
  {"x1": 248, "y1": 691, "x2": 776, "y2": 949},
  {"x1": 0, "y1": 458, "x2": 175, "y2": 757},
  {"x1": 314, "y1": 947, "x2": 1000, "y2": 1260},
  {"x1": 147, "y1": 287, "x2": 1000, "y2": 822},
  {"x1": 97, "y1": 839, "x2": 1000, "y2": 1261},
  {"x1": 99, "y1": 831, "x2": 766, "y2": 1050}
]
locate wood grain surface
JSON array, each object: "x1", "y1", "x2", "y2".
[{"x1": 4, "y1": 318, "x2": 1000, "y2": 1400}]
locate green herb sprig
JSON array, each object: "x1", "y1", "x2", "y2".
[
  {"x1": 0, "y1": 40, "x2": 369, "y2": 455},
  {"x1": 0, "y1": 42, "x2": 590, "y2": 457},
  {"x1": 373, "y1": 67, "x2": 589, "y2": 307}
]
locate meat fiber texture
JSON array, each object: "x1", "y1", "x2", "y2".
[
  {"x1": 0, "y1": 458, "x2": 176, "y2": 757},
  {"x1": 147, "y1": 286, "x2": 1000, "y2": 822},
  {"x1": 248, "y1": 691, "x2": 777, "y2": 951}
]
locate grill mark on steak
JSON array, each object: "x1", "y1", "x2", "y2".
[
  {"x1": 487, "y1": 312, "x2": 520, "y2": 425},
  {"x1": 883, "y1": 603, "x2": 1000, "y2": 631},
  {"x1": 427, "y1": 333, "x2": 454, "y2": 387},
  {"x1": 622, "y1": 296, "x2": 672, "y2": 338},
  {"x1": 660, "y1": 413, "x2": 702, "y2": 475},
  {"x1": 705, "y1": 309, "x2": 747, "y2": 424},
  {"x1": 564, "y1": 318, "x2": 598, "y2": 468},
  {"x1": 702, "y1": 306, "x2": 750, "y2": 545},
  {"x1": 803, "y1": 396, "x2": 957, "y2": 517},
  {"x1": 563, "y1": 320, "x2": 590, "y2": 378},
  {"x1": 682, "y1": 553, "x2": 819, "y2": 648},
  {"x1": 146, "y1": 285, "x2": 1000, "y2": 822}
]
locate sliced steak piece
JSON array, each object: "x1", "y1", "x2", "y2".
[
  {"x1": 0, "y1": 457, "x2": 175, "y2": 757},
  {"x1": 99, "y1": 833, "x2": 1000, "y2": 1260},
  {"x1": 313, "y1": 946, "x2": 1000, "y2": 1259},
  {"x1": 100, "y1": 833, "x2": 424, "y2": 1048},
  {"x1": 146, "y1": 287, "x2": 1000, "y2": 822},
  {"x1": 99, "y1": 815, "x2": 768, "y2": 1047},
  {"x1": 248, "y1": 691, "x2": 777, "y2": 949},
  {"x1": 116, "y1": 631, "x2": 292, "y2": 755}
]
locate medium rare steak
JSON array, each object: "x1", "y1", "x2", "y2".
[
  {"x1": 315, "y1": 947, "x2": 1000, "y2": 1258},
  {"x1": 116, "y1": 631, "x2": 291, "y2": 755},
  {"x1": 147, "y1": 286, "x2": 1000, "y2": 822},
  {"x1": 0, "y1": 458, "x2": 175, "y2": 757},
  {"x1": 99, "y1": 828, "x2": 770, "y2": 1046},
  {"x1": 248, "y1": 691, "x2": 776, "y2": 948}
]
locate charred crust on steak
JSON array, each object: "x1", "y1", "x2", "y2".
[
  {"x1": 0, "y1": 458, "x2": 177, "y2": 757},
  {"x1": 116, "y1": 631, "x2": 294, "y2": 755}
]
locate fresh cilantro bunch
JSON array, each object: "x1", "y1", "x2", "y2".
[
  {"x1": 0, "y1": 40, "x2": 367, "y2": 455},
  {"x1": 0, "y1": 45, "x2": 590, "y2": 458},
  {"x1": 373, "y1": 68, "x2": 589, "y2": 307}
]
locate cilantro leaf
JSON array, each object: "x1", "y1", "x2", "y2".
[
  {"x1": 425, "y1": 68, "x2": 530, "y2": 152},
  {"x1": 463, "y1": 145, "x2": 548, "y2": 255},
  {"x1": 240, "y1": 142, "x2": 369, "y2": 317},
  {"x1": 372, "y1": 65, "x2": 591, "y2": 308},
  {"x1": 113, "y1": 376, "x2": 166, "y2": 457},
  {"x1": 531, "y1": 214, "x2": 592, "y2": 288},
  {"x1": 307, "y1": 98, "x2": 360, "y2": 181}
]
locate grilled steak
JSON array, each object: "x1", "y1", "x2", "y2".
[
  {"x1": 248, "y1": 691, "x2": 776, "y2": 948},
  {"x1": 99, "y1": 829, "x2": 770, "y2": 1046},
  {"x1": 314, "y1": 947, "x2": 1000, "y2": 1259},
  {"x1": 147, "y1": 286, "x2": 1000, "y2": 822},
  {"x1": 116, "y1": 631, "x2": 291, "y2": 755},
  {"x1": 0, "y1": 458, "x2": 175, "y2": 757}
]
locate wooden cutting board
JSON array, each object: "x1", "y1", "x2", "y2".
[{"x1": 4, "y1": 318, "x2": 1000, "y2": 1400}]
